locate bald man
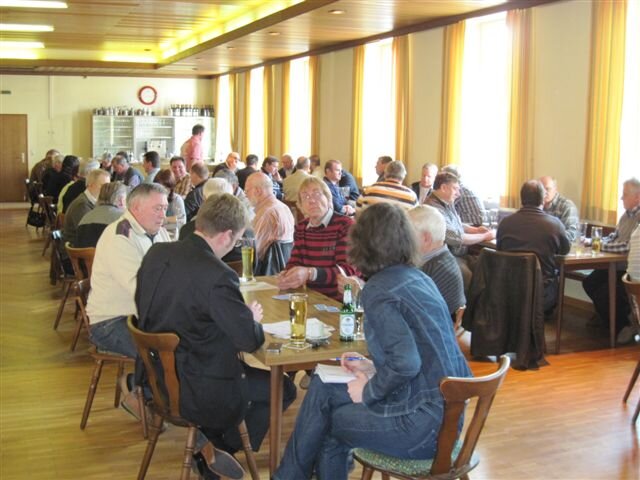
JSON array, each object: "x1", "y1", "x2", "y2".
[{"x1": 539, "y1": 176, "x2": 580, "y2": 242}]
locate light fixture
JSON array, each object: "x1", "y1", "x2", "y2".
[
  {"x1": 267, "y1": 31, "x2": 280, "y2": 36},
  {"x1": 0, "y1": 1, "x2": 68, "y2": 8},
  {"x1": 0, "y1": 40, "x2": 44, "y2": 48},
  {"x1": 0, "y1": 23, "x2": 54, "y2": 31},
  {"x1": 328, "y1": 9, "x2": 345, "y2": 15}
]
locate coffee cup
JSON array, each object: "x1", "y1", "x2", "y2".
[{"x1": 306, "y1": 321, "x2": 325, "y2": 338}]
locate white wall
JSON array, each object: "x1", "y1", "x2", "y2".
[{"x1": 0, "y1": 75, "x2": 214, "y2": 168}]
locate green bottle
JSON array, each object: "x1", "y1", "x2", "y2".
[{"x1": 339, "y1": 284, "x2": 355, "y2": 342}]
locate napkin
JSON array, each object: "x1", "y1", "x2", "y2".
[{"x1": 263, "y1": 318, "x2": 334, "y2": 339}]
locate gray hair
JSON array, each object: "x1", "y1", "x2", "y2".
[
  {"x1": 384, "y1": 160, "x2": 407, "y2": 181},
  {"x1": 86, "y1": 168, "x2": 110, "y2": 186},
  {"x1": 127, "y1": 183, "x2": 168, "y2": 208},
  {"x1": 214, "y1": 168, "x2": 239, "y2": 187},
  {"x1": 98, "y1": 181, "x2": 127, "y2": 206},
  {"x1": 441, "y1": 164, "x2": 461, "y2": 179},
  {"x1": 80, "y1": 160, "x2": 101, "y2": 178},
  {"x1": 203, "y1": 178, "x2": 233, "y2": 199},
  {"x1": 407, "y1": 205, "x2": 446, "y2": 244},
  {"x1": 624, "y1": 177, "x2": 640, "y2": 194},
  {"x1": 112, "y1": 154, "x2": 129, "y2": 167},
  {"x1": 295, "y1": 156, "x2": 310, "y2": 170},
  {"x1": 196, "y1": 193, "x2": 250, "y2": 237}
]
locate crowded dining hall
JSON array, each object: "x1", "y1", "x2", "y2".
[{"x1": 1, "y1": 0, "x2": 639, "y2": 479}]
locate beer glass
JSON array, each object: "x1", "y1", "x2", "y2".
[
  {"x1": 354, "y1": 290, "x2": 365, "y2": 340},
  {"x1": 289, "y1": 293, "x2": 308, "y2": 347},
  {"x1": 574, "y1": 222, "x2": 588, "y2": 256},
  {"x1": 591, "y1": 226, "x2": 603, "y2": 255},
  {"x1": 240, "y1": 237, "x2": 255, "y2": 282}
]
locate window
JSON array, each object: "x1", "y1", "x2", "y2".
[
  {"x1": 618, "y1": 0, "x2": 640, "y2": 216},
  {"x1": 458, "y1": 12, "x2": 509, "y2": 202},
  {"x1": 287, "y1": 56, "x2": 312, "y2": 158},
  {"x1": 361, "y1": 38, "x2": 395, "y2": 186},
  {"x1": 248, "y1": 66, "x2": 265, "y2": 160},
  {"x1": 214, "y1": 74, "x2": 232, "y2": 162}
]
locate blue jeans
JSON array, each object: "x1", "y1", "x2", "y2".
[
  {"x1": 89, "y1": 316, "x2": 137, "y2": 358},
  {"x1": 273, "y1": 376, "x2": 443, "y2": 480}
]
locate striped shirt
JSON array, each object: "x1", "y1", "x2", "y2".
[
  {"x1": 286, "y1": 212, "x2": 359, "y2": 301},
  {"x1": 454, "y1": 185, "x2": 485, "y2": 227},
  {"x1": 420, "y1": 245, "x2": 466, "y2": 315},
  {"x1": 356, "y1": 181, "x2": 418, "y2": 212},
  {"x1": 602, "y1": 204, "x2": 640, "y2": 254},
  {"x1": 544, "y1": 193, "x2": 579, "y2": 242}
]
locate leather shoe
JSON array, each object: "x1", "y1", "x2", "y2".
[{"x1": 195, "y1": 442, "x2": 244, "y2": 480}]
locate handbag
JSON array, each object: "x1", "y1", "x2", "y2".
[{"x1": 27, "y1": 210, "x2": 46, "y2": 228}]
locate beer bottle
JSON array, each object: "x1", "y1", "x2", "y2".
[{"x1": 339, "y1": 284, "x2": 355, "y2": 342}]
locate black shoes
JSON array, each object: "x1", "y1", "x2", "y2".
[{"x1": 192, "y1": 442, "x2": 245, "y2": 480}]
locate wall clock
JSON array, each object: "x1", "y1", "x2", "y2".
[{"x1": 138, "y1": 85, "x2": 157, "y2": 105}]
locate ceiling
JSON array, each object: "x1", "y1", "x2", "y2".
[{"x1": 0, "y1": 0, "x2": 553, "y2": 78}]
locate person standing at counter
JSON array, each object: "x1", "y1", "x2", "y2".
[{"x1": 181, "y1": 124, "x2": 205, "y2": 170}]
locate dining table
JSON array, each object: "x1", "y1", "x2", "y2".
[
  {"x1": 554, "y1": 247, "x2": 627, "y2": 353},
  {"x1": 240, "y1": 276, "x2": 368, "y2": 476}
]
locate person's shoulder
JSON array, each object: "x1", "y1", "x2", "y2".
[{"x1": 330, "y1": 212, "x2": 354, "y2": 226}]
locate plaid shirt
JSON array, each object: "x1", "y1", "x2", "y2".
[
  {"x1": 174, "y1": 175, "x2": 193, "y2": 198},
  {"x1": 454, "y1": 185, "x2": 485, "y2": 226},
  {"x1": 544, "y1": 193, "x2": 580, "y2": 242},
  {"x1": 602, "y1": 204, "x2": 640, "y2": 253}
]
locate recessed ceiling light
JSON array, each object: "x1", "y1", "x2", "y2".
[
  {"x1": 328, "y1": 9, "x2": 345, "y2": 15},
  {"x1": 267, "y1": 31, "x2": 280, "y2": 36},
  {"x1": 0, "y1": 40, "x2": 44, "y2": 48},
  {"x1": 0, "y1": 1, "x2": 68, "y2": 8},
  {"x1": 0, "y1": 23, "x2": 54, "y2": 32}
]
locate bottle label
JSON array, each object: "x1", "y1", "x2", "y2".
[{"x1": 340, "y1": 313, "x2": 355, "y2": 337}]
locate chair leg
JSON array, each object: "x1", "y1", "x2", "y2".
[
  {"x1": 80, "y1": 359, "x2": 104, "y2": 429},
  {"x1": 138, "y1": 414, "x2": 164, "y2": 480},
  {"x1": 137, "y1": 387, "x2": 148, "y2": 439},
  {"x1": 623, "y1": 360, "x2": 640, "y2": 403},
  {"x1": 181, "y1": 426, "x2": 198, "y2": 480},
  {"x1": 359, "y1": 465, "x2": 374, "y2": 480},
  {"x1": 114, "y1": 361, "x2": 125, "y2": 407},
  {"x1": 70, "y1": 308, "x2": 84, "y2": 352},
  {"x1": 53, "y1": 281, "x2": 73, "y2": 330},
  {"x1": 633, "y1": 398, "x2": 640, "y2": 424},
  {"x1": 237, "y1": 420, "x2": 259, "y2": 480},
  {"x1": 42, "y1": 234, "x2": 51, "y2": 256}
]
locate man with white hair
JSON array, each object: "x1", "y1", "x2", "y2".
[
  {"x1": 60, "y1": 159, "x2": 101, "y2": 212},
  {"x1": 279, "y1": 154, "x2": 294, "y2": 179},
  {"x1": 408, "y1": 205, "x2": 465, "y2": 317},
  {"x1": 356, "y1": 160, "x2": 418, "y2": 212},
  {"x1": 76, "y1": 181, "x2": 128, "y2": 248},
  {"x1": 583, "y1": 177, "x2": 640, "y2": 343},
  {"x1": 63, "y1": 168, "x2": 111, "y2": 246},
  {"x1": 245, "y1": 172, "x2": 294, "y2": 261},
  {"x1": 539, "y1": 175, "x2": 580, "y2": 242},
  {"x1": 179, "y1": 177, "x2": 234, "y2": 241},
  {"x1": 441, "y1": 165, "x2": 485, "y2": 227},
  {"x1": 411, "y1": 163, "x2": 438, "y2": 204}
]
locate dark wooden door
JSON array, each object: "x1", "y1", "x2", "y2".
[{"x1": 0, "y1": 114, "x2": 29, "y2": 202}]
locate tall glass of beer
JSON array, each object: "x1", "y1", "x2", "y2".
[
  {"x1": 591, "y1": 226, "x2": 603, "y2": 255},
  {"x1": 289, "y1": 293, "x2": 308, "y2": 346},
  {"x1": 240, "y1": 237, "x2": 255, "y2": 282}
]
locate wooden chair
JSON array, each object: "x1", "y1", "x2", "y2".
[
  {"x1": 49, "y1": 229, "x2": 75, "y2": 297},
  {"x1": 226, "y1": 260, "x2": 243, "y2": 276},
  {"x1": 283, "y1": 199, "x2": 305, "y2": 223},
  {"x1": 127, "y1": 316, "x2": 259, "y2": 480},
  {"x1": 39, "y1": 194, "x2": 57, "y2": 256},
  {"x1": 25, "y1": 179, "x2": 44, "y2": 231},
  {"x1": 56, "y1": 243, "x2": 95, "y2": 336},
  {"x1": 454, "y1": 306, "x2": 466, "y2": 337},
  {"x1": 353, "y1": 356, "x2": 510, "y2": 480},
  {"x1": 79, "y1": 307, "x2": 147, "y2": 437},
  {"x1": 621, "y1": 274, "x2": 640, "y2": 424}
]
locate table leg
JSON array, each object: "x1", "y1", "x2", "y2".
[
  {"x1": 608, "y1": 262, "x2": 617, "y2": 348},
  {"x1": 555, "y1": 262, "x2": 566, "y2": 355},
  {"x1": 269, "y1": 365, "x2": 284, "y2": 476}
]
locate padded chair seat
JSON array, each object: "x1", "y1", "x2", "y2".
[{"x1": 353, "y1": 441, "x2": 476, "y2": 478}]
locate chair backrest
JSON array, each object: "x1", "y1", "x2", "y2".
[
  {"x1": 255, "y1": 241, "x2": 293, "y2": 276},
  {"x1": 622, "y1": 274, "x2": 640, "y2": 330},
  {"x1": 431, "y1": 355, "x2": 510, "y2": 476},
  {"x1": 38, "y1": 194, "x2": 57, "y2": 226},
  {"x1": 226, "y1": 260, "x2": 243, "y2": 276},
  {"x1": 283, "y1": 199, "x2": 305, "y2": 223},
  {"x1": 65, "y1": 242, "x2": 96, "y2": 280},
  {"x1": 127, "y1": 316, "x2": 182, "y2": 421},
  {"x1": 75, "y1": 278, "x2": 91, "y2": 330},
  {"x1": 25, "y1": 179, "x2": 42, "y2": 205}
]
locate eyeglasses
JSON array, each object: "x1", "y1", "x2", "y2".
[{"x1": 300, "y1": 190, "x2": 325, "y2": 202}]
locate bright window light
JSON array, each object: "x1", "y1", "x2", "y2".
[
  {"x1": 618, "y1": 0, "x2": 640, "y2": 217},
  {"x1": 248, "y1": 66, "x2": 265, "y2": 160},
  {"x1": 361, "y1": 38, "x2": 395, "y2": 186},
  {"x1": 0, "y1": 23, "x2": 54, "y2": 32},
  {"x1": 215, "y1": 75, "x2": 233, "y2": 162},
  {"x1": 287, "y1": 56, "x2": 311, "y2": 158},
  {"x1": 459, "y1": 12, "x2": 509, "y2": 202},
  {"x1": 0, "y1": 1, "x2": 67, "y2": 8}
]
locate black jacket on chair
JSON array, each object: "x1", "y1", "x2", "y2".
[
  {"x1": 462, "y1": 248, "x2": 547, "y2": 370},
  {"x1": 135, "y1": 234, "x2": 265, "y2": 430}
]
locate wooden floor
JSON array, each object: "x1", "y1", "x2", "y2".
[{"x1": 1, "y1": 208, "x2": 638, "y2": 480}]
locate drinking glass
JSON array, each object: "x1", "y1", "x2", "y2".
[
  {"x1": 240, "y1": 237, "x2": 255, "y2": 282},
  {"x1": 289, "y1": 293, "x2": 308, "y2": 347},
  {"x1": 488, "y1": 209, "x2": 499, "y2": 229},
  {"x1": 591, "y1": 226, "x2": 603, "y2": 255},
  {"x1": 574, "y1": 222, "x2": 588, "y2": 256},
  {"x1": 354, "y1": 290, "x2": 365, "y2": 340}
]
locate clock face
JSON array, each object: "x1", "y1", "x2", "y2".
[{"x1": 138, "y1": 85, "x2": 157, "y2": 105}]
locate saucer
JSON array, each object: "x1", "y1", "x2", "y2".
[{"x1": 306, "y1": 333, "x2": 331, "y2": 341}]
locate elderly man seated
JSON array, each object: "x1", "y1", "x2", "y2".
[
  {"x1": 76, "y1": 182, "x2": 127, "y2": 248},
  {"x1": 245, "y1": 172, "x2": 294, "y2": 263},
  {"x1": 277, "y1": 176, "x2": 359, "y2": 302},
  {"x1": 539, "y1": 175, "x2": 580, "y2": 242},
  {"x1": 357, "y1": 160, "x2": 418, "y2": 212},
  {"x1": 441, "y1": 165, "x2": 485, "y2": 227},
  {"x1": 408, "y1": 205, "x2": 465, "y2": 318},
  {"x1": 87, "y1": 183, "x2": 171, "y2": 417},
  {"x1": 63, "y1": 168, "x2": 111, "y2": 246}
]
